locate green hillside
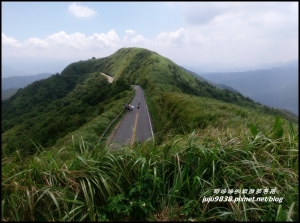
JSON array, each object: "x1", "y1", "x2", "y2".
[
  {"x1": 2, "y1": 69, "x2": 133, "y2": 156},
  {"x1": 2, "y1": 47, "x2": 298, "y2": 221}
]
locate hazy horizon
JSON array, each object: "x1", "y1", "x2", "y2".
[{"x1": 2, "y1": 54, "x2": 298, "y2": 77}]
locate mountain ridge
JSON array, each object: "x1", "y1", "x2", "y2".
[
  {"x1": 200, "y1": 66, "x2": 298, "y2": 116},
  {"x1": 2, "y1": 47, "x2": 298, "y2": 156},
  {"x1": 2, "y1": 72, "x2": 53, "y2": 93}
]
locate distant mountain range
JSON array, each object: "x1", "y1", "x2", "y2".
[
  {"x1": 199, "y1": 64, "x2": 298, "y2": 116},
  {"x1": 185, "y1": 59, "x2": 298, "y2": 73},
  {"x1": 181, "y1": 67, "x2": 240, "y2": 94},
  {"x1": 2, "y1": 64, "x2": 31, "y2": 77},
  {"x1": 2, "y1": 60, "x2": 71, "y2": 77},
  {"x1": 2, "y1": 72, "x2": 53, "y2": 91},
  {"x1": 2, "y1": 88, "x2": 19, "y2": 101},
  {"x1": 3, "y1": 47, "x2": 297, "y2": 157},
  {"x1": 2, "y1": 73, "x2": 53, "y2": 100},
  {"x1": 2, "y1": 58, "x2": 298, "y2": 116},
  {"x1": 2, "y1": 65, "x2": 240, "y2": 101}
]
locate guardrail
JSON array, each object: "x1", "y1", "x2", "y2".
[
  {"x1": 149, "y1": 114, "x2": 157, "y2": 137},
  {"x1": 97, "y1": 95, "x2": 134, "y2": 145}
]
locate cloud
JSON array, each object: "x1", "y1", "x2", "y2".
[
  {"x1": 123, "y1": 30, "x2": 151, "y2": 45},
  {"x1": 123, "y1": 29, "x2": 134, "y2": 41},
  {"x1": 182, "y1": 2, "x2": 225, "y2": 25},
  {"x1": 68, "y1": 2, "x2": 97, "y2": 18},
  {"x1": 156, "y1": 28, "x2": 187, "y2": 46},
  {"x1": 130, "y1": 35, "x2": 150, "y2": 44},
  {"x1": 2, "y1": 33, "x2": 22, "y2": 47},
  {"x1": 181, "y1": 2, "x2": 298, "y2": 39},
  {"x1": 125, "y1": 29, "x2": 135, "y2": 35},
  {"x1": 24, "y1": 38, "x2": 49, "y2": 48},
  {"x1": 176, "y1": 2, "x2": 298, "y2": 54},
  {"x1": 46, "y1": 31, "x2": 87, "y2": 48},
  {"x1": 90, "y1": 30, "x2": 120, "y2": 47},
  {"x1": 44, "y1": 30, "x2": 120, "y2": 48},
  {"x1": 2, "y1": 30, "x2": 120, "y2": 59}
]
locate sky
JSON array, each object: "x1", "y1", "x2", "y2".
[{"x1": 2, "y1": 1, "x2": 299, "y2": 75}]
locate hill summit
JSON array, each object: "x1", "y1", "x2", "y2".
[{"x1": 2, "y1": 47, "x2": 298, "y2": 156}]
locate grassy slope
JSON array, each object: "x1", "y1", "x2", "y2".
[{"x1": 2, "y1": 109, "x2": 298, "y2": 221}]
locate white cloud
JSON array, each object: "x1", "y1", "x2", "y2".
[
  {"x1": 46, "y1": 31, "x2": 89, "y2": 48},
  {"x1": 43, "y1": 30, "x2": 120, "y2": 49},
  {"x1": 46, "y1": 31, "x2": 74, "y2": 46},
  {"x1": 181, "y1": 2, "x2": 297, "y2": 40},
  {"x1": 2, "y1": 30, "x2": 120, "y2": 59},
  {"x1": 24, "y1": 38, "x2": 49, "y2": 48},
  {"x1": 91, "y1": 30, "x2": 120, "y2": 47},
  {"x1": 182, "y1": 2, "x2": 225, "y2": 25},
  {"x1": 68, "y1": 2, "x2": 97, "y2": 18},
  {"x1": 130, "y1": 35, "x2": 149, "y2": 44},
  {"x1": 123, "y1": 30, "x2": 151, "y2": 46},
  {"x1": 155, "y1": 28, "x2": 187, "y2": 46},
  {"x1": 125, "y1": 29, "x2": 135, "y2": 35},
  {"x1": 160, "y1": 2, "x2": 297, "y2": 66},
  {"x1": 2, "y1": 33, "x2": 22, "y2": 47}
]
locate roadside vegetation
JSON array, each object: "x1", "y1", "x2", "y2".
[
  {"x1": 2, "y1": 112, "x2": 298, "y2": 221},
  {"x1": 2, "y1": 47, "x2": 298, "y2": 221},
  {"x1": 2, "y1": 70, "x2": 133, "y2": 156}
]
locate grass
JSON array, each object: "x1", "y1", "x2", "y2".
[{"x1": 2, "y1": 114, "x2": 298, "y2": 221}]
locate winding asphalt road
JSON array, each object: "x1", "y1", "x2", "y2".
[{"x1": 110, "y1": 85, "x2": 154, "y2": 149}]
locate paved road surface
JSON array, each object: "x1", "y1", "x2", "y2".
[
  {"x1": 110, "y1": 85, "x2": 153, "y2": 149},
  {"x1": 101, "y1": 72, "x2": 113, "y2": 83}
]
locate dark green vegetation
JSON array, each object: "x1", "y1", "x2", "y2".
[
  {"x1": 2, "y1": 67, "x2": 133, "y2": 156},
  {"x1": 2, "y1": 47, "x2": 298, "y2": 221}
]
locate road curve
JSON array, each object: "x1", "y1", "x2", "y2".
[
  {"x1": 101, "y1": 72, "x2": 113, "y2": 83},
  {"x1": 109, "y1": 85, "x2": 153, "y2": 149}
]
